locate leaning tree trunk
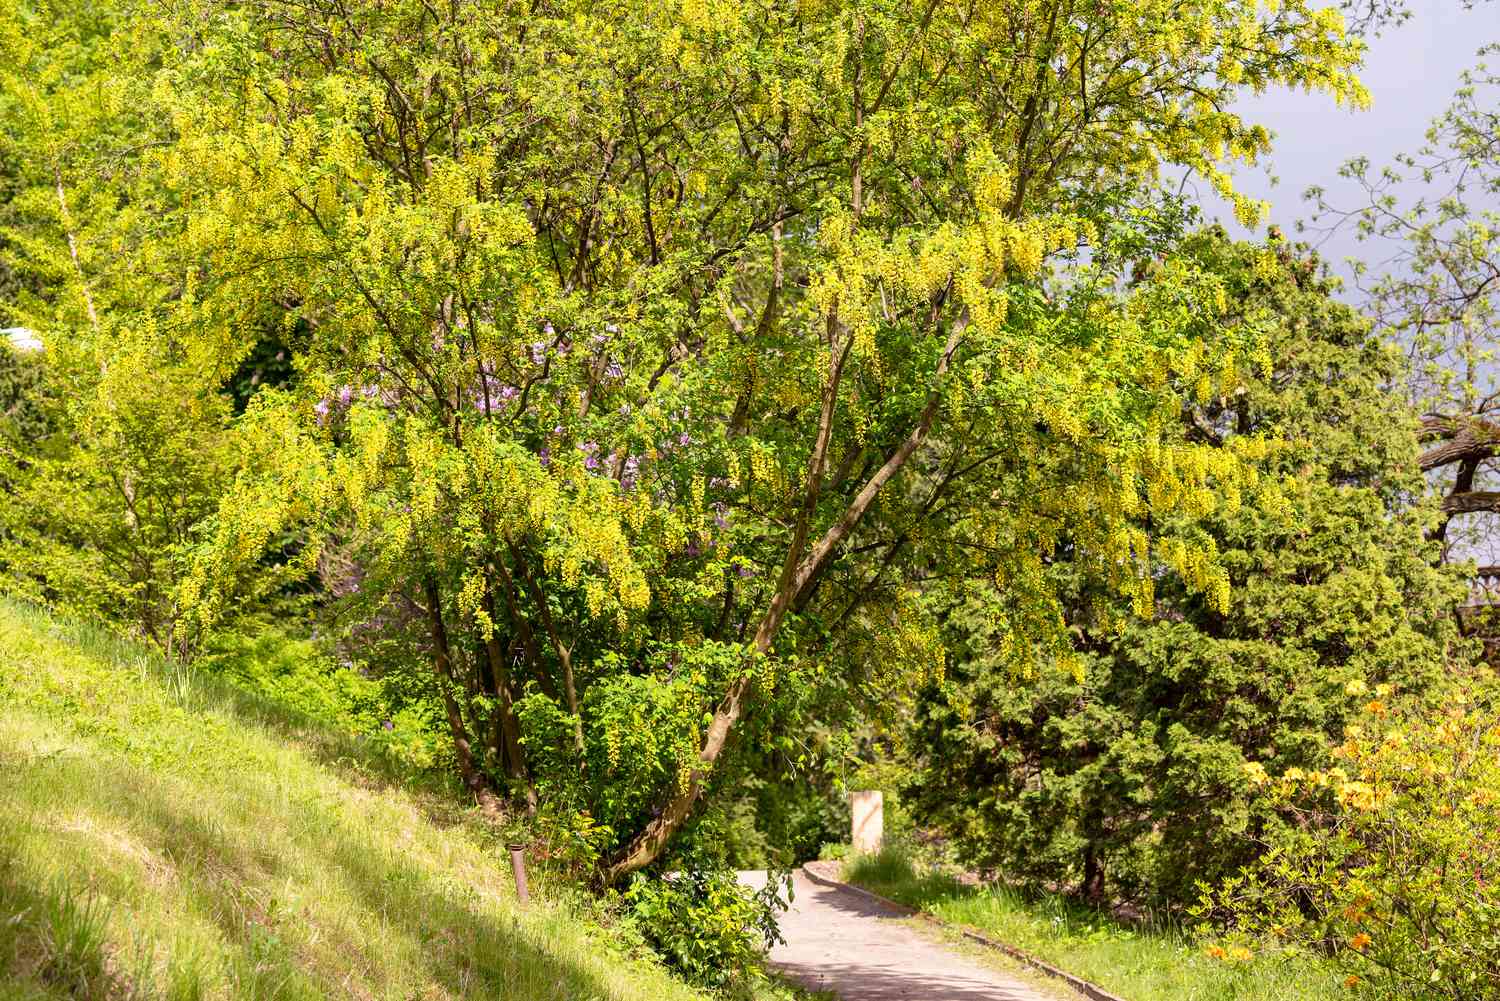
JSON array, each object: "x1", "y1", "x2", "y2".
[{"x1": 602, "y1": 323, "x2": 962, "y2": 885}]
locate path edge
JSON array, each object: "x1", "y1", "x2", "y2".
[{"x1": 799, "y1": 862, "x2": 1130, "y2": 1001}]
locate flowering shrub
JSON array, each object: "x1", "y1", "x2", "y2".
[{"x1": 1201, "y1": 684, "x2": 1500, "y2": 999}]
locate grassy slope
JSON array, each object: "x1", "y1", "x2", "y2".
[
  {"x1": 0, "y1": 600, "x2": 709, "y2": 1001},
  {"x1": 844, "y1": 851, "x2": 1343, "y2": 1001}
]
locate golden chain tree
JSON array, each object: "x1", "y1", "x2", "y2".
[{"x1": 13, "y1": 0, "x2": 1369, "y2": 878}]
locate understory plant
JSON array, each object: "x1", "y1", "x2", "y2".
[{"x1": 623, "y1": 864, "x2": 791, "y2": 992}]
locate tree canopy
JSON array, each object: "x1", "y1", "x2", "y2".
[{"x1": 1, "y1": 0, "x2": 1376, "y2": 879}]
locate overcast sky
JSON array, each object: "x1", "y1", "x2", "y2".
[{"x1": 1196, "y1": 3, "x2": 1499, "y2": 294}]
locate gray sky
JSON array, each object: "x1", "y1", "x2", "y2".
[
  {"x1": 1196, "y1": 2, "x2": 1500, "y2": 289},
  {"x1": 1198, "y1": 3, "x2": 1500, "y2": 564}
]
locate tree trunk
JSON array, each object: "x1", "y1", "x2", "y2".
[
  {"x1": 1433, "y1": 455, "x2": 1479, "y2": 549},
  {"x1": 482, "y1": 583, "x2": 536, "y2": 813},
  {"x1": 1441, "y1": 489, "x2": 1500, "y2": 515},
  {"x1": 1418, "y1": 414, "x2": 1500, "y2": 472},
  {"x1": 1081, "y1": 843, "x2": 1104, "y2": 903},
  {"x1": 491, "y1": 554, "x2": 561, "y2": 703},
  {"x1": 506, "y1": 537, "x2": 587, "y2": 760},
  {"x1": 423, "y1": 576, "x2": 504, "y2": 817}
]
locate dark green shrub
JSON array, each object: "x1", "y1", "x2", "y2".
[{"x1": 0, "y1": 338, "x2": 48, "y2": 449}]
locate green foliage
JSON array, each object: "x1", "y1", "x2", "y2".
[
  {"x1": 204, "y1": 629, "x2": 448, "y2": 775},
  {"x1": 0, "y1": 348, "x2": 244, "y2": 656},
  {"x1": 517, "y1": 637, "x2": 843, "y2": 869},
  {"x1": 623, "y1": 866, "x2": 790, "y2": 992},
  {"x1": 516, "y1": 645, "x2": 738, "y2": 861},
  {"x1": 712, "y1": 776, "x2": 847, "y2": 870},
  {"x1": 818, "y1": 842, "x2": 851, "y2": 862},
  {"x1": 0, "y1": 339, "x2": 47, "y2": 448},
  {"x1": 224, "y1": 334, "x2": 300, "y2": 416},
  {"x1": 0, "y1": 1, "x2": 285, "y2": 656},
  {"x1": 908, "y1": 232, "x2": 1474, "y2": 909},
  {"x1": 1203, "y1": 688, "x2": 1500, "y2": 1000}
]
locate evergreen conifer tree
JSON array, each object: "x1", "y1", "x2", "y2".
[{"x1": 909, "y1": 232, "x2": 1475, "y2": 908}]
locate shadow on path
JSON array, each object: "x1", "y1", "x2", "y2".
[{"x1": 743, "y1": 870, "x2": 1063, "y2": 1001}]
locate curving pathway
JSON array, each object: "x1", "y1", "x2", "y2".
[{"x1": 740, "y1": 867, "x2": 1065, "y2": 1001}]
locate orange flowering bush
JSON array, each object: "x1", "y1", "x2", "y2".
[{"x1": 1200, "y1": 685, "x2": 1500, "y2": 999}]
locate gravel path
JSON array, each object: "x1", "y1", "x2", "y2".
[{"x1": 740, "y1": 868, "x2": 1064, "y2": 1001}]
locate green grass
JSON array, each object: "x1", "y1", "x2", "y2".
[
  {"x1": 843, "y1": 849, "x2": 1343, "y2": 1001},
  {"x1": 0, "y1": 599, "x2": 744, "y2": 1001}
]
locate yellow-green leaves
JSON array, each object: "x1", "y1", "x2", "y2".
[{"x1": 0, "y1": 0, "x2": 1388, "y2": 870}]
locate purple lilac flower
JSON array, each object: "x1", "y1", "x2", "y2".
[
  {"x1": 531, "y1": 341, "x2": 547, "y2": 364},
  {"x1": 314, "y1": 399, "x2": 331, "y2": 426},
  {"x1": 477, "y1": 373, "x2": 520, "y2": 405},
  {"x1": 539, "y1": 447, "x2": 551, "y2": 467},
  {"x1": 736, "y1": 564, "x2": 755, "y2": 579},
  {"x1": 544, "y1": 322, "x2": 555, "y2": 336},
  {"x1": 605, "y1": 361, "x2": 624, "y2": 379},
  {"x1": 338, "y1": 385, "x2": 354, "y2": 405},
  {"x1": 382, "y1": 719, "x2": 394, "y2": 731}
]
